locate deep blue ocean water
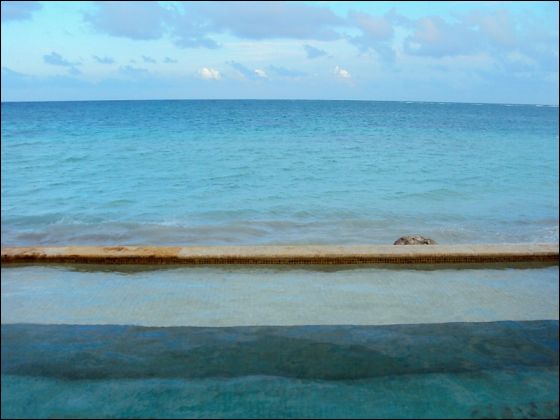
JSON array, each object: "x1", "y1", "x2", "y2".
[{"x1": 1, "y1": 100, "x2": 558, "y2": 245}]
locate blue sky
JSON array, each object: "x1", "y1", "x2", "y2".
[{"x1": 1, "y1": 1, "x2": 558, "y2": 104}]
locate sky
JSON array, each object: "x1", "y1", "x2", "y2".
[{"x1": 1, "y1": 1, "x2": 559, "y2": 104}]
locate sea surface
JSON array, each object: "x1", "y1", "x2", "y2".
[{"x1": 1, "y1": 100, "x2": 558, "y2": 245}]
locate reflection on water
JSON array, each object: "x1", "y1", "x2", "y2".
[{"x1": 3, "y1": 261, "x2": 558, "y2": 274}]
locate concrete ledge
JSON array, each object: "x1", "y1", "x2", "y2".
[{"x1": 1, "y1": 244, "x2": 558, "y2": 265}]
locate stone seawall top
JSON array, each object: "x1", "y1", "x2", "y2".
[{"x1": 1, "y1": 244, "x2": 558, "y2": 265}]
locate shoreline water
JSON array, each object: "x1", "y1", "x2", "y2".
[{"x1": 3, "y1": 100, "x2": 558, "y2": 247}]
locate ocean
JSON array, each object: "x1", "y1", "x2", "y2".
[
  {"x1": 1, "y1": 100, "x2": 558, "y2": 246},
  {"x1": 1, "y1": 100, "x2": 558, "y2": 418}
]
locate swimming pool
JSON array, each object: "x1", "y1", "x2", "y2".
[
  {"x1": 2, "y1": 265, "x2": 558, "y2": 418},
  {"x1": 2, "y1": 99, "x2": 558, "y2": 418}
]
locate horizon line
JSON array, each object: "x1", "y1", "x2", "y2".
[{"x1": 1, "y1": 98, "x2": 558, "y2": 107}]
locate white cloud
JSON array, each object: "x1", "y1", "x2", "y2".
[
  {"x1": 199, "y1": 67, "x2": 221, "y2": 80},
  {"x1": 506, "y1": 51, "x2": 537, "y2": 68},
  {"x1": 254, "y1": 69, "x2": 267, "y2": 78},
  {"x1": 334, "y1": 66, "x2": 351, "y2": 79}
]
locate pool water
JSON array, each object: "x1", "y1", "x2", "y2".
[{"x1": 2, "y1": 265, "x2": 558, "y2": 418}]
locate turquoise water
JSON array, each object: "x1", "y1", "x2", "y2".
[
  {"x1": 2, "y1": 322, "x2": 559, "y2": 419},
  {"x1": 3, "y1": 370, "x2": 558, "y2": 419},
  {"x1": 1, "y1": 266, "x2": 559, "y2": 418},
  {"x1": 2, "y1": 100, "x2": 559, "y2": 418},
  {"x1": 2, "y1": 265, "x2": 559, "y2": 326},
  {"x1": 1, "y1": 100, "x2": 558, "y2": 245}
]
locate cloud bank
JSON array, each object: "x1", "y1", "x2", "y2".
[{"x1": 1, "y1": 1, "x2": 42, "y2": 22}]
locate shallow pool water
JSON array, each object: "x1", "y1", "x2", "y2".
[
  {"x1": 1, "y1": 265, "x2": 558, "y2": 418},
  {"x1": 2, "y1": 265, "x2": 558, "y2": 326},
  {"x1": 2, "y1": 322, "x2": 559, "y2": 419}
]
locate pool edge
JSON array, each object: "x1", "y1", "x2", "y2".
[{"x1": 1, "y1": 244, "x2": 558, "y2": 266}]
